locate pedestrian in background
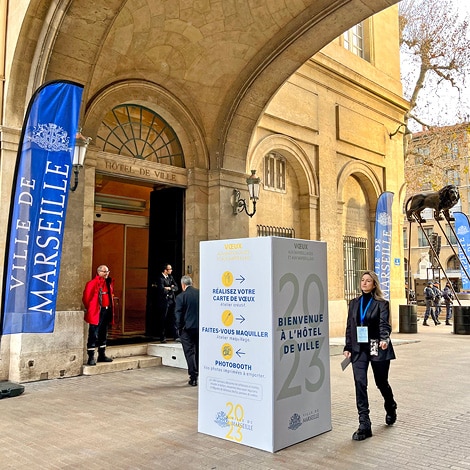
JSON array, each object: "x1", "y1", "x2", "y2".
[
  {"x1": 432, "y1": 282, "x2": 442, "y2": 324},
  {"x1": 175, "y1": 275, "x2": 200, "y2": 386},
  {"x1": 343, "y1": 271, "x2": 397, "y2": 441},
  {"x1": 442, "y1": 282, "x2": 454, "y2": 326},
  {"x1": 423, "y1": 281, "x2": 438, "y2": 326}
]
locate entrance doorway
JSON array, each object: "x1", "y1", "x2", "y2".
[
  {"x1": 93, "y1": 216, "x2": 149, "y2": 338},
  {"x1": 146, "y1": 187, "x2": 185, "y2": 338},
  {"x1": 92, "y1": 176, "x2": 184, "y2": 343}
]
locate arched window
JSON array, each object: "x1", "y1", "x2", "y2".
[
  {"x1": 447, "y1": 255, "x2": 460, "y2": 271},
  {"x1": 96, "y1": 104, "x2": 184, "y2": 167}
]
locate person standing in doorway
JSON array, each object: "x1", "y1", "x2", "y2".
[
  {"x1": 175, "y1": 275, "x2": 200, "y2": 386},
  {"x1": 343, "y1": 271, "x2": 397, "y2": 441},
  {"x1": 82, "y1": 265, "x2": 114, "y2": 365},
  {"x1": 154, "y1": 263, "x2": 178, "y2": 343}
]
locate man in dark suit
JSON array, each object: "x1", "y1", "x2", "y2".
[
  {"x1": 175, "y1": 275, "x2": 200, "y2": 386},
  {"x1": 153, "y1": 263, "x2": 178, "y2": 343}
]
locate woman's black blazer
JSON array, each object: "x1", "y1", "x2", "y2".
[{"x1": 344, "y1": 295, "x2": 396, "y2": 362}]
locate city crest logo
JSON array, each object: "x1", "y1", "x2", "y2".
[
  {"x1": 28, "y1": 123, "x2": 71, "y2": 152},
  {"x1": 377, "y1": 211, "x2": 391, "y2": 226},
  {"x1": 214, "y1": 410, "x2": 229, "y2": 428},
  {"x1": 288, "y1": 413, "x2": 302, "y2": 431}
]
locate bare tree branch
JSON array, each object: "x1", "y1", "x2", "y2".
[{"x1": 400, "y1": 0, "x2": 470, "y2": 132}]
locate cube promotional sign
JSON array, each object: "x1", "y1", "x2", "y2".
[{"x1": 198, "y1": 237, "x2": 331, "y2": 452}]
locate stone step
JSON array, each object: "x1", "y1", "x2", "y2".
[
  {"x1": 106, "y1": 343, "x2": 150, "y2": 358},
  {"x1": 82, "y1": 341, "x2": 185, "y2": 376},
  {"x1": 82, "y1": 355, "x2": 161, "y2": 376}
]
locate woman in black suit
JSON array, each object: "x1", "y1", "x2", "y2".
[{"x1": 344, "y1": 270, "x2": 397, "y2": 441}]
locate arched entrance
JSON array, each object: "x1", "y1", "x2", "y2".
[
  {"x1": 338, "y1": 161, "x2": 383, "y2": 301},
  {"x1": 91, "y1": 104, "x2": 187, "y2": 342}
]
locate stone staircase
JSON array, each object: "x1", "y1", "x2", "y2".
[{"x1": 82, "y1": 341, "x2": 186, "y2": 376}]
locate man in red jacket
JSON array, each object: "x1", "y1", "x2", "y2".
[{"x1": 82, "y1": 265, "x2": 114, "y2": 365}]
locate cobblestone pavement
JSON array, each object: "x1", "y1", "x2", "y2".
[{"x1": 1, "y1": 325, "x2": 469, "y2": 469}]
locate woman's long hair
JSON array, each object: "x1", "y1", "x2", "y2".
[{"x1": 361, "y1": 270, "x2": 386, "y2": 301}]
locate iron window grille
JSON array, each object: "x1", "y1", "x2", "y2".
[
  {"x1": 257, "y1": 225, "x2": 295, "y2": 238},
  {"x1": 343, "y1": 235, "x2": 368, "y2": 303}
]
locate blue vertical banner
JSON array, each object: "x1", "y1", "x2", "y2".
[
  {"x1": 374, "y1": 191, "x2": 394, "y2": 300},
  {"x1": 2, "y1": 81, "x2": 84, "y2": 334},
  {"x1": 453, "y1": 212, "x2": 470, "y2": 291}
]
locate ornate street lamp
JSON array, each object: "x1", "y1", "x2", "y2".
[
  {"x1": 231, "y1": 170, "x2": 261, "y2": 218},
  {"x1": 70, "y1": 130, "x2": 91, "y2": 192}
]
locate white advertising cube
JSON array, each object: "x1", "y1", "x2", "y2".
[{"x1": 198, "y1": 237, "x2": 331, "y2": 452}]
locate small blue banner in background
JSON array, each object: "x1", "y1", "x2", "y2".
[
  {"x1": 374, "y1": 192, "x2": 394, "y2": 300},
  {"x1": 453, "y1": 211, "x2": 470, "y2": 291}
]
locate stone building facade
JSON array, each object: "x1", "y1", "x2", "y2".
[
  {"x1": 404, "y1": 124, "x2": 470, "y2": 299},
  {"x1": 0, "y1": 0, "x2": 406, "y2": 382}
]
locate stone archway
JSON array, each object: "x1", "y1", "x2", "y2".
[
  {"x1": 79, "y1": 80, "x2": 211, "y2": 299},
  {"x1": 83, "y1": 80, "x2": 209, "y2": 171},
  {"x1": 5, "y1": 0, "x2": 401, "y2": 169},
  {"x1": 248, "y1": 134, "x2": 319, "y2": 239},
  {"x1": 338, "y1": 161, "x2": 384, "y2": 293},
  {"x1": 337, "y1": 160, "x2": 383, "y2": 215}
]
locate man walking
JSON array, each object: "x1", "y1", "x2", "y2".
[
  {"x1": 175, "y1": 275, "x2": 200, "y2": 386},
  {"x1": 423, "y1": 281, "x2": 439, "y2": 326}
]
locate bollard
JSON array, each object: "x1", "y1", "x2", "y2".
[
  {"x1": 399, "y1": 304, "x2": 418, "y2": 333},
  {"x1": 452, "y1": 305, "x2": 470, "y2": 335}
]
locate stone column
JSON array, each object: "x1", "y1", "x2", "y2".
[
  {"x1": 208, "y1": 168, "x2": 251, "y2": 241},
  {"x1": 184, "y1": 167, "x2": 209, "y2": 283}
]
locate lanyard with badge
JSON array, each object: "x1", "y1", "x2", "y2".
[{"x1": 357, "y1": 296, "x2": 373, "y2": 343}]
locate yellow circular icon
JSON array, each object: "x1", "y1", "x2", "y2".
[
  {"x1": 221, "y1": 343, "x2": 233, "y2": 360},
  {"x1": 222, "y1": 310, "x2": 233, "y2": 327},
  {"x1": 222, "y1": 271, "x2": 234, "y2": 287}
]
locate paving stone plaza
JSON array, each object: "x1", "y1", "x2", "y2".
[{"x1": 2, "y1": 325, "x2": 469, "y2": 469}]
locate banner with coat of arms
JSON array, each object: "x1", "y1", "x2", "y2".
[
  {"x1": 2, "y1": 80, "x2": 83, "y2": 334},
  {"x1": 453, "y1": 212, "x2": 470, "y2": 291},
  {"x1": 374, "y1": 192, "x2": 394, "y2": 300}
]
